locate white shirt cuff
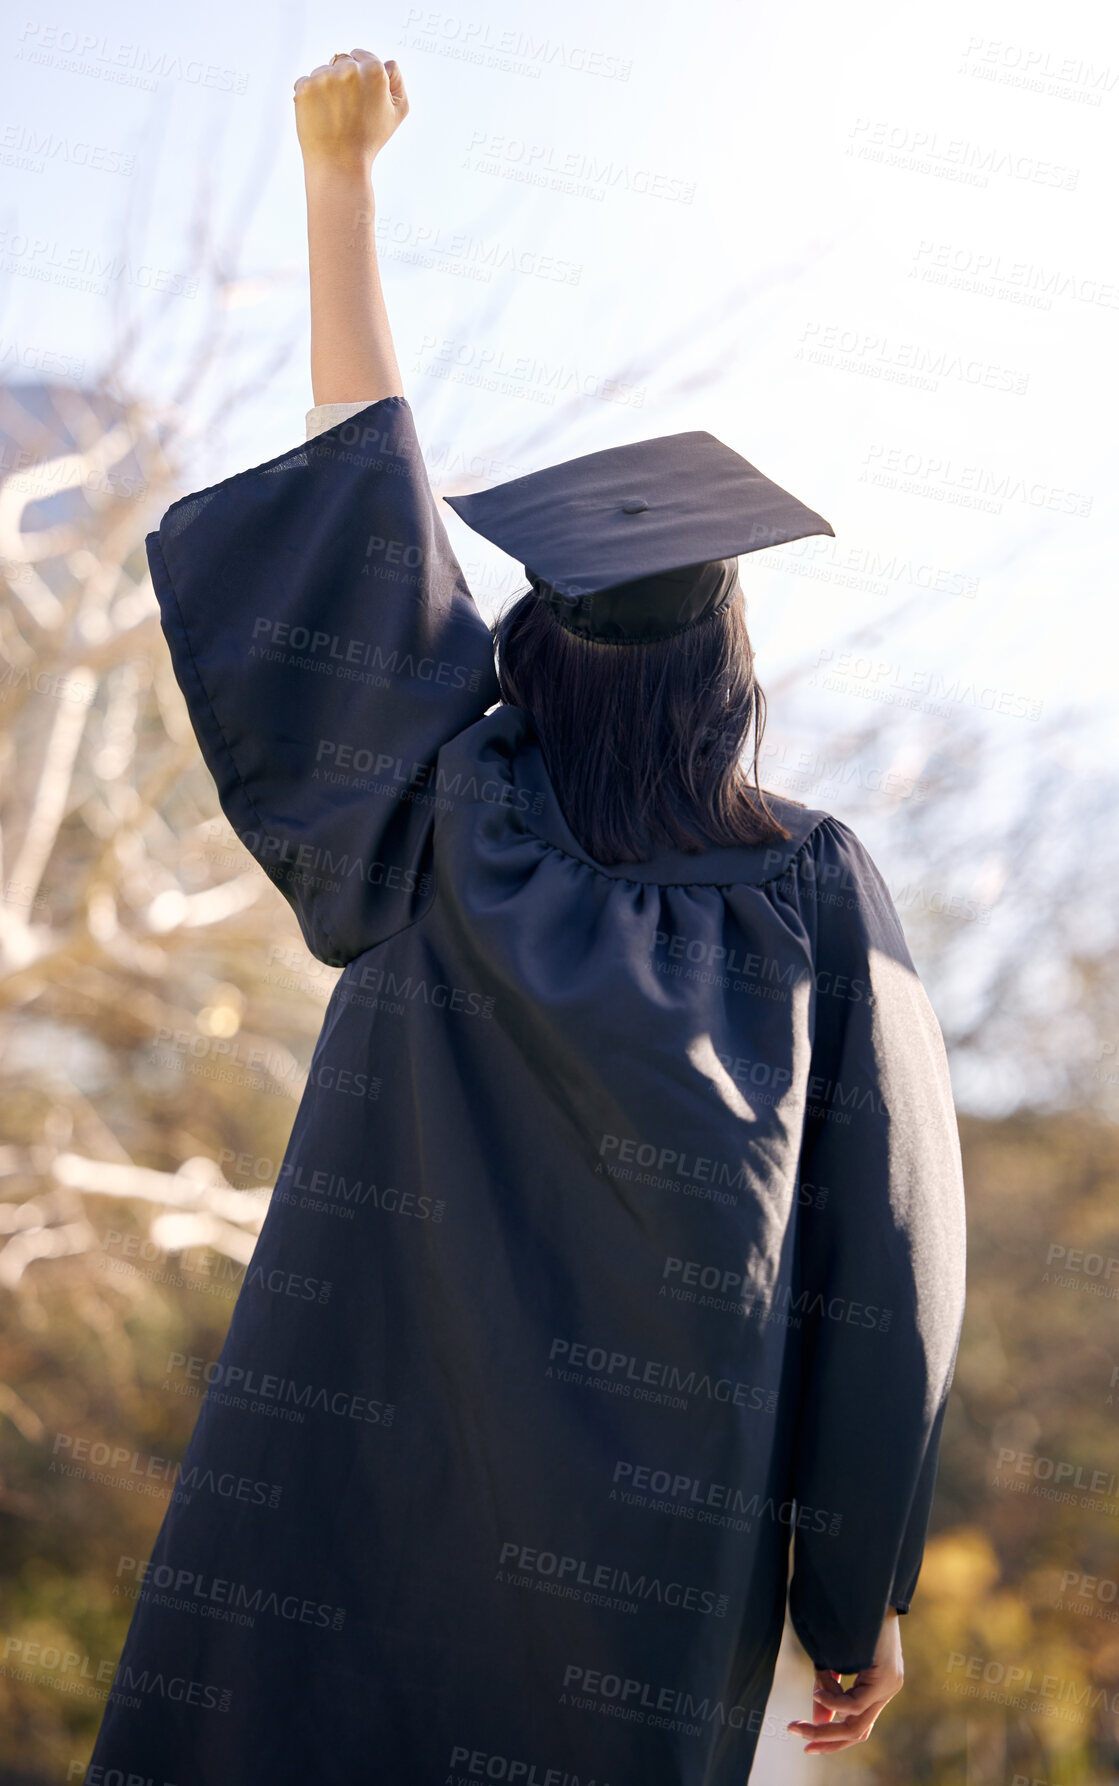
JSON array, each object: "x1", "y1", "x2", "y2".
[{"x1": 305, "y1": 400, "x2": 385, "y2": 442}]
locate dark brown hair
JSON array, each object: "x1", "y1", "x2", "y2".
[{"x1": 492, "y1": 586, "x2": 790, "y2": 865}]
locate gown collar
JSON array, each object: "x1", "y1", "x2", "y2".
[{"x1": 468, "y1": 704, "x2": 823, "y2": 888}]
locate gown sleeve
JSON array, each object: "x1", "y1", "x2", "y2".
[
  {"x1": 785, "y1": 815, "x2": 967, "y2": 1674},
  {"x1": 146, "y1": 395, "x2": 501, "y2": 966}
]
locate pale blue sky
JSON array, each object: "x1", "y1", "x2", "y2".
[
  {"x1": 2, "y1": 0, "x2": 1114, "y2": 738},
  {"x1": 2, "y1": 0, "x2": 1118, "y2": 1112}
]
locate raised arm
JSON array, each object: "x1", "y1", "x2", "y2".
[
  {"x1": 140, "y1": 50, "x2": 498, "y2": 972},
  {"x1": 293, "y1": 48, "x2": 410, "y2": 406}
]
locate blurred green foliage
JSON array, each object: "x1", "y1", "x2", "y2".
[{"x1": 2, "y1": 1110, "x2": 1118, "y2": 1781}]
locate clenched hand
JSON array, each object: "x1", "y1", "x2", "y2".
[{"x1": 294, "y1": 48, "x2": 409, "y2": 174}]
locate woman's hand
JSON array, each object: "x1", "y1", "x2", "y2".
[
  {"x1": 786, "y1": 1607, "x2": 904, "y2": 1754},
  {"x1": 294, "y1": 49, "x2": 409, "y2": 175},
  {"x1": 296, "y1": 50, "x2": 407, "y2": 406}
]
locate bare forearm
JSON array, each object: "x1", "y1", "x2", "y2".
[
  {"x1": 294, "y1": 49, "x2": 410, "y2": 406},
  {"x1": 304, "y1": 162, "x2": 403, "y2": 406}
]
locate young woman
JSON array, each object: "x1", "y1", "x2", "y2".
[{"x1": 87, "y1": 50, "x2": 966, "y2": 1785}]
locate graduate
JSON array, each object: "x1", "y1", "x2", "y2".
[{"x1": 87, "y1": 49, "x2": 967, "y2": 1785}]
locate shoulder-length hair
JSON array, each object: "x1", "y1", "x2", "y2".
[{"x1": 491, "y1": 586, "x2": 790, "y2": 865}]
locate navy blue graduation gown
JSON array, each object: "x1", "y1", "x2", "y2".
[{"x1": 87, "y1": 395, "x2": 966, "y2": 1786}]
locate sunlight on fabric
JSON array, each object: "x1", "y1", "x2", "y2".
[{"x1": 685, "y1": 1032, "x2": 760, "y2": 1121}]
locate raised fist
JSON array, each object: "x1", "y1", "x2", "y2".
[{"x1": 294, "y1": 49, "x2": 409, "y2": 171}]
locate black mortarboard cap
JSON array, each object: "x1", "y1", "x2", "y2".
[{"x1": 443, "y1": 428, "x2": 835, "y2": 644}]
